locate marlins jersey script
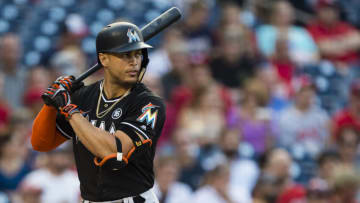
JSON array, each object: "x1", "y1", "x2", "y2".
[{"x1": 55, "y1": 80, "x2": 166, "y2": 201}]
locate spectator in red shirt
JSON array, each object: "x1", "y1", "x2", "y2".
[
  {"x1": 254, "y1": 148, "x2": 307, "y2": 203},
  {"x1": 331, "y1": 79, "x2": 360, "y2": 143},
  {"x1": 270, "y1": 33, "x2": 296, "y2": 92},
  {"x1": 164, "y1": 63, "x2": 233, "y2": 147},
  {"x1": 277, "y1": 185, "x2": 307, "y2": 203},
  {"x1": 307, "y1": 0, "x2": 360, "y2": 67},
  {"x1": 335, "y1": 126, "x2": 360, "y2": 169}
]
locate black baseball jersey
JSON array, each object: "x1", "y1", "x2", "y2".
[{"x1": 56, "y1": 80, "x2": 166, "y2": 201}]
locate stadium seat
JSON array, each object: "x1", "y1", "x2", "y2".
[
  {"x1": 41, "y1": 20, "x2": 59, "y2": 36},
  {"x1": 96, "y1": 9, "x2": 115, "y2": 24},
  {"x1": 34, "y1": 35, "x2": 51, "y2": 52},
  {"x1": 2, "y1": 4, "x2": 19, "y2": 20},
  {"x1": 48, "y1": 7, "x2": 67, "y2": 22},
  {"x1": 0, "y1": 19, "x2": 10, "y2": 33}
]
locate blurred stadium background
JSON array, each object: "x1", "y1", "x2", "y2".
[{"x1": 1, "y1": 0, "x2": 360, "y2": 202}]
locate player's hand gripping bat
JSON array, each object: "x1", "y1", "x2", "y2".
[{"x1": 73, "y1": 7, "x2": 182, "y2": 84}]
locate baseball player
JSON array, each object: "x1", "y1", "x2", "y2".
[{"x1": 31, "y1": 22, "x2": 166, "y2": 203}]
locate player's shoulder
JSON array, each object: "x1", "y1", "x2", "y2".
[{"x1": 131, "y1": 83, "x2": 165, "y2": 106}]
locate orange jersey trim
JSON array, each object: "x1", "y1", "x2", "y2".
[
  {"x1": 94, "y1": 154, "x2": 129, "y2": 166},
  {"x1": 93, "y1": 139, "x2": 152, "y2": 167}
]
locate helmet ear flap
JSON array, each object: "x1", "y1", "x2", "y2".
[
  {"x1": 138, "y1": 49, "x2": 149, "y2": 82},
  {"x1": 141, "y1": 49, "x2": 149, "y2": 68}
]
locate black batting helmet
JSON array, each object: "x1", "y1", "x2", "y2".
[
  {"x1": 96, "y1": 22, "x2": 152, "y2": 81},
  {"x1": 96, "y1": 22, "x2": 152, "y2": 54}
]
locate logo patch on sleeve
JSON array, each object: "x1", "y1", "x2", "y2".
[{"x1": 137, "y1": 103, "x2": 158, "y2": 129}]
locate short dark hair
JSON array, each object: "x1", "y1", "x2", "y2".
[{"x1": 317, "y1": 150, "x2": 340, "y2": 166}]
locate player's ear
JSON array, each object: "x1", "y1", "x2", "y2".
[{"x1": 99, "y1": 53, "x2": 109, "y2": 67}]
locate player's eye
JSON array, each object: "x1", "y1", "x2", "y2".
[{"x1": 135, "y1": 53, "x2": 142, "y2": 58}]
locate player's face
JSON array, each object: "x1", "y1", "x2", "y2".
[{"x1": 103, "y1": 50, "x2": 142, "y2": 85}]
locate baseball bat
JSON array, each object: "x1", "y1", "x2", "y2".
[{"x1": 73, "y1": 7, "x2": 182, "y2": 84}]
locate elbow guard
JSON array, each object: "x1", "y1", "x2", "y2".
[
  {"x1": 94, "y1": 136, "x2": 128, "y2": 170},
  {"x1": 93, "y1": 126, "x2": 152, "y2": 170}
]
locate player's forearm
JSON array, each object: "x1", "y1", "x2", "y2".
[{"x1": 68, "y1": 113, "x2": 117, "y2": 158}]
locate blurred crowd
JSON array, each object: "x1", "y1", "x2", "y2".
[{"x1": 1, "y1": 0, "x2": 360, "y2": 202}]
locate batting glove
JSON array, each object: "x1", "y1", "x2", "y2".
[
  {"x1": 53, "y1": 75, "x2": 82, "y2": 93},
  {"x1": 41, "y1": 75, "x2": 76, "y2": 109}
]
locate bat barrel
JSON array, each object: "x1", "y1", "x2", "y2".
[{"x1": 141, "y1": 7, "x2": 181, "y2": 41}]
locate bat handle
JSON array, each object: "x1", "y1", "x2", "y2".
[{"x1": 73, "y1": 63, "x2": 102, "y2": 84}]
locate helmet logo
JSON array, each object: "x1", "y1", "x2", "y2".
[{"x1": 127, "y1": 28, "x2": 140, "y2": 43}]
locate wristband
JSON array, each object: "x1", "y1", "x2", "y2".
[{"x1": 60, "y1": 104, "x2": 81, "y2": 119}]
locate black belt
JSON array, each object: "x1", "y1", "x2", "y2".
[
  {"x1": 82, "y1": 196, "x2": 145, "y2": 203},
  {"x1": 82, "y1": 201, "x2": 123, "y2": 203}
]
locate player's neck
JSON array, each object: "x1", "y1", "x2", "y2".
[{"x1": 102, "y1": 80, "x2": 130, "y2": 99}]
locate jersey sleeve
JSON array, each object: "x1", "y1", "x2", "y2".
[{"x1": 118, "y1": 96, "x2": 166, "y2": 141}]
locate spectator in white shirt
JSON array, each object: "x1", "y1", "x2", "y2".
[
  {"x1": 220, "y1": 128, "x2": 259, "y2": 194},
  {"x1": 154, "y1": 155, "x2": 192, "y2": 203},
  {"x1": 191, "y1": 164, "x2": 251, "y2": 203},
  {"x1": 277, "y1": 75, "x2": 330, "y2": 158},
  {"x1": 21, "y1": 147, "x2": 80, "y2": 203}
]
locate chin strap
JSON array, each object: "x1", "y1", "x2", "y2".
[{"x1": 138, "y1": 68, "x2": 146, "y2": 82}]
